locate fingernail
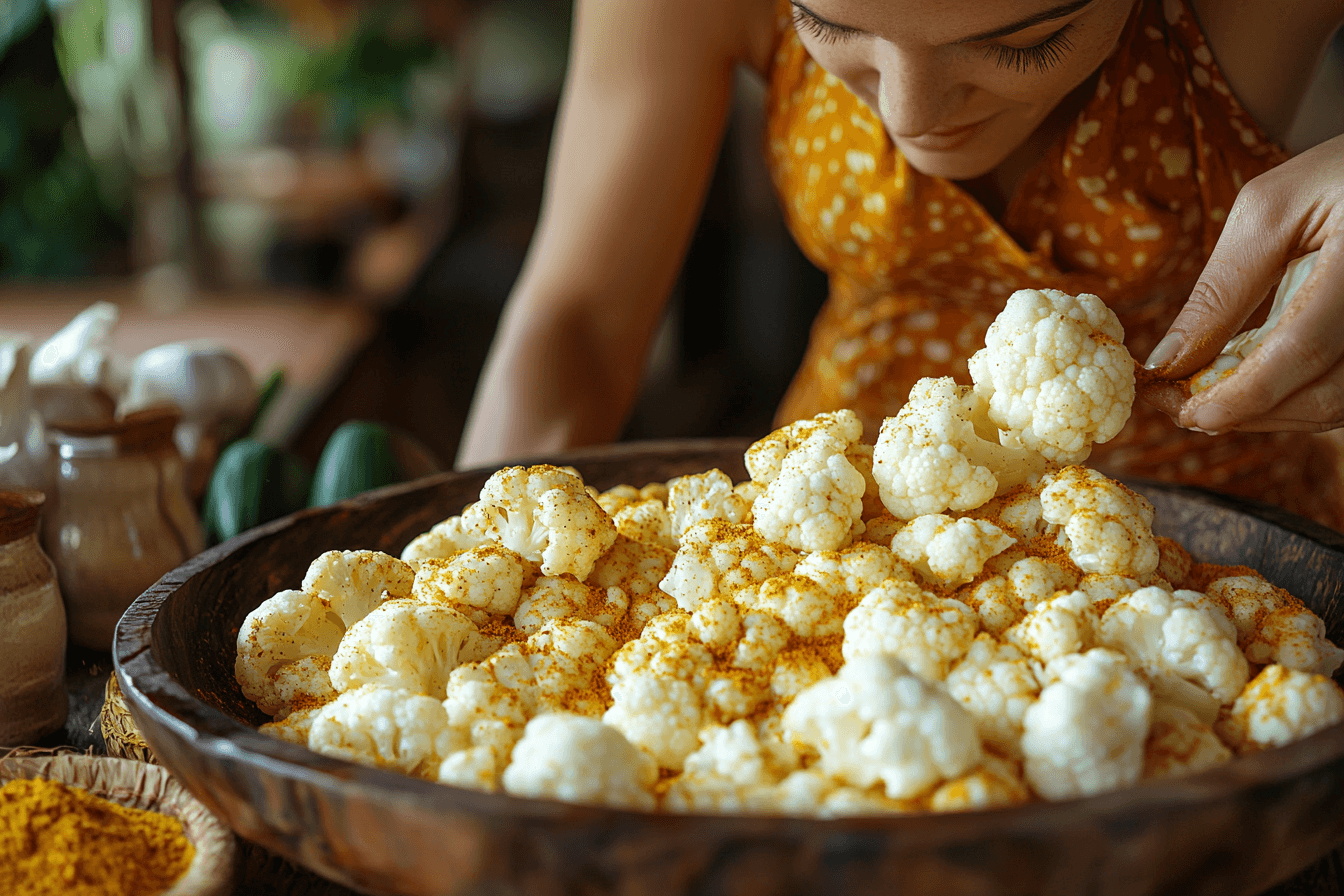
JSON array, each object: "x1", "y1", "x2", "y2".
[
  {"x1": 1144, "y1": 332, "x2": 1183, "y2": 370},
  {"x1": 1192, "y1": 404, "x2": 1232, "y2": 433}
]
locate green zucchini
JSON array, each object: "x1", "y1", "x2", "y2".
[
  {"x1": 203, "y1": 438, "x2": 312, "y2": 544},
  {"x1": 307, "y1": 420, "x2": 404, "y2": 508}
]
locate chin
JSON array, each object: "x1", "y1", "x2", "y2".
[{"x1": 894, "y1": 144, "x2": 1005, "y2": 182}]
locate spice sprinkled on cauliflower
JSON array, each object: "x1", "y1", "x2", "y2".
[
  {"x1": 842, "y1": 580, "x2": 977, "y2": 680},
  {"x1": 308, "y1": 685, "x2": 464, "y2": 778},
  {"x1": 745, "y1": 409, "x2": 864, "y2": 486},
  {"x1": 967, "y1": 287, "x2": 1134, "y2": 464},
  {"x1": 236, "y1": 589, "x2": 346, "y2": 716},
  {"x1": 872, "y1": 377, "x2": 1051, "y2": 520},
  {"x1": 1204, "y1": 575, "x2": 1344, "y2": 677},
  {"x1": 752, "y1": 430, "x2": 866, "y2": 553},
  {"x1": 329, "y1": 599, "x2": 477, "y2": 697},
  {"x1": 660, "y1": 520, "x2": 799, "y2": 613},
  {"x1": 890, "y1": 513, "x2": 1015, "y2": 586},
  {"x1": 1040, "y1": 466, "x2": 1158, "y2": 578},
  {"x1": 945, "y1": 634, "x2": 1041, "y2": 757},
  {"x1": 1215, "y1": 665, "x2": 1344, "y2": 754},
  {"x1": 474, "y1": 465, "x2": 617, "y2": 579}
]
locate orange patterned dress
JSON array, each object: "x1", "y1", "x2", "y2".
[{"x1": 764, "y1": 0, "x2": 1344, "y2": 530}]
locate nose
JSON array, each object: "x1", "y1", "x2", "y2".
[{"x1": 871, "y1": 41, "x2": 960, "y2": 138}]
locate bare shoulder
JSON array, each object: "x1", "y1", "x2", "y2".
[
  {"x1": 1191, "y1": 0, "x2": 1344, "y2": 143},
  {"x1": 572, "y1": 0, "x2": 777, "y2": 80}
]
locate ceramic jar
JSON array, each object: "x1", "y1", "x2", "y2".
[
  {"x1": 0, "y1": 490, "x2": 68, "y2": 746},
  {"x1": 43, "y1": 408, "x2": 206, "y2": 650}
]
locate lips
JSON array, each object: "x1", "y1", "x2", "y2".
[{"x1": 900, "y1": 116, "x2": 995, "y2": 152}]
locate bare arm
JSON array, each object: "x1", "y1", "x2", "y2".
[{"x1": 455, "y1": 0, "x2": 774, "y2": 469}]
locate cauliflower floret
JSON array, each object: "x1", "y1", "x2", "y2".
[
  {"x1": 329, "y1": 599, "x2": 477, "y2": 696},
  {"x1": 662, "y1": 720, "x2": 789, "y2": 813},
  {"x1": 411, "y1": 545, "x2": 528, "y2": 617},
  {"x1": 501, "y1": 713, "x2": 657, "y2": 810},
  {"x1": 1098, "y1": 586, "x2": 1249, "y2": 710},
  {"x1": 473, "y1": 465, "x2": 617, "y2": 579},
  {"x1": 302, "y1": 550, "x2": 414, "y2": 624},
  {"x1": 513, "y1": 574, "x2": 628, "y2": 635},
  {"x1": 782, "y1": 655, "x2": 983, "y2": 799},
  {"x1": 795, "y1": 541, "x2": 911, "y2": 598},
  {"x1": 439, "y1": 644, "x2": 538, "y2": 787},
  {"x1": 872, "y1": 377, "x2": 1051, "y2": 520},
  {"x1": 1143, "y1": 702, "x2": 1232, "y2": 779},
  {"x1": 842, "y1": 580, "x2": 977, "y2": 680},
  {"x1": 587, "y1": 537, "x2": 676, "y2": 633},
  {"x1": 770, "y1": 648, "x2": 834, "y2": 702},
  {"x1": 1215, "y1": 665, "x2": 1344, "y2": 754},
  {"x1": 752, "y1": 430, "x2": 866, "y2": 553},
  {"x1": 1076, "y1": 574, "x2": 1143, "y2": 608},
  {"x1": 689, "y1": 596, "x2": 743, "y2": 649},
  {"x1": 1004, "y1": 589, "x2": 1098, "y2": 664},
  {"x1": 745, "y1": 409, "x2": 864, "y2": 485},
  {"x1": 736, "y1": 573, "x2": 848, "y2": 638},
  {"x1": 259, "y1": 706, "x2": 322, "y2": 746},
  {"x1": 1204, "y1": 575, "x2": 1344, "y2": 677},
  {"x1": 928, "y1": 754, "x2": 1031, "y2": 813},
  {"x1": 1020, "y1": 649, "x2": 1151, "y2": 800},
  {"x1": 1040, "y1": 466, "x2": 1158, "y2": 578},
  {"x1": 944, "y1": 634, "x2": 1041, "y2": 757},
  {"x1": 967, "y1": 287, "x2": 1134, "y2": 463},
  {"x1": 969, "y1": 484, "x2": 1050, "y2": 542},
  {"x1": 610, "y1": 500, "x2": 677, "y2": 551},
  {"x1": 236, "y1": 589, "x2": 347, "y2": 716},
  {"x1": 960, "y1": 555, "x2": 1078, "y2": 635},
  {"x1": 596, "y1": 482, "x2": 668, "y2": 517},
  {"x1": 890, "y1": 514, "x2": 1015, "y2": 587},
  {"x1": 603, "y1": 672, "x2": 704, "y2": 771},
  {"x1": 268, "y1": 656, "x2": 337, "y2": 719},
  {"x1": 1155, "y1": 537, "x2": 1194, "y2": 589},
  {"x1": 399, "y1": 505, "x2": 493, "y2": 568},
  {"x1": 308, "y1": 685, "x2": 465, "y2": 778},
  {"x1": 667, "y1": 469, "x2": 753, "y2": 537},
  {"x1": 660, "y1": 520, "x2": 799, "y2": 613},
  {"x1": 525, "y1": 619, "x2": 617, "y2": 716}
]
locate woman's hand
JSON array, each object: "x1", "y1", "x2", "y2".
[{"x1": 1141, "y1": 132, "x2": 1344, "y2": 434}]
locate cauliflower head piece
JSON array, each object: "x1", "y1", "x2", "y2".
[
  {"x1": 1040, "y1": 466, "x2": 1158, "y2": 578},
  {"x1": 782, "y1": 654, "x2": 983, "y2": 799},
  {"x1": 501, "y1": 713, "x2": 657, "y2": 810},
  {"x1": 236, "y1": 589, "x2": 346, "y2": 716},
  {"x1": 968, "y1": 287, "x2": 1134, "y2": 464},
  {"x1": 890, "y1": 513, "x2": 1015, "y2": 587},
  {"x1": 308, "y1": 685, "x2": 464, "y2": 778},
  {"x1": 842, "y1": 579, "x2": 977, "y2": 681},
  {"x1": 660, "y1": 520, "x2": 799, "y2": 613},
  {"x1": 1215, "y1": 664, "x2": 1344, "y2": 754},
  {"x1": 474, "y1": 465, "x2": 617, "y2": 579},
  {"x1": 872, "y1": 377, "x2": 1051, "y2": 520},
  {"x1": 329, "y1": 599, "x2": 478, "y2": 697},
  {"x1": 745, "y1": 409, "x2": 864, "y2": 485},
  {"x1": 1021, "y1": 649, "x2": 1151, "y2": 800},
  {"x1": 753, "y1": 429, "x2": 867, "y2": 553}
]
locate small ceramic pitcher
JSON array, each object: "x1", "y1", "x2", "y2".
[
  {"x1": 43, "y1": 408, "x2": 206, "y2": 650},
  {"x1": 0, "y1": 490, "x2": 69, "y2": 746}
]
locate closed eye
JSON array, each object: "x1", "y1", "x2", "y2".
[
  {"x1": 983, "y1": 24, "x2": 1077, "y2": 74},
  {"x1": 791, "y1": 5, "x2": 861, "y2": 44}
]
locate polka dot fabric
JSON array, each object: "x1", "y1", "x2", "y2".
[{"x1": 764, "y1": 0, "x2": 1344, "y2": 530}]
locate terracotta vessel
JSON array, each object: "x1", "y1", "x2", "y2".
[{"x1": 0, "y1": 489, "x2": 68, "y2": 745}]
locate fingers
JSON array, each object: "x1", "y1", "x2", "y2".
[
  {"x1": 1142, "y1": 178, "x2": 1293, "y2": 379},
  {"x1": 1176, "y1": 236, "x2": 1344, "y2": 432},
  {"x1": 1133, "y1": 366, "x2": 1190, "y2": 419}
]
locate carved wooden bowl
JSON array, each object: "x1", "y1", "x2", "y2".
[{"x1": 114, "y1": 440, "x2": 1344, "y2": 896}]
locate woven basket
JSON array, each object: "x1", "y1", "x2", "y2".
[
  {"x1": 100, "y1": 673, "x2": 157, "y2": 764},
  {"x1": 0, "y1": 750, "x2": 236, "y2": 896}
]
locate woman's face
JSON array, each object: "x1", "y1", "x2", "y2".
[{"x1": 791, "y1": 0, "x2": 1137, "y2": 180}]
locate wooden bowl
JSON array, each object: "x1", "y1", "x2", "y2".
[{"x1": 113, "y1": 440, "x2": 1344, "y2": 896}]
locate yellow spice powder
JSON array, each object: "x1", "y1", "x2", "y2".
[{"x1": 0, "y1": 777, "x2": 195, "y2": 896}]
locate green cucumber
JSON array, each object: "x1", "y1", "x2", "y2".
[
  {"x1": 307, "y1": 420, "x2": 404, "y2": 508},
  {"x1": 203, "y1": 439, "x2": 312, "y2": 544}
]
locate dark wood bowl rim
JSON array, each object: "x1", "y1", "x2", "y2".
[{"x1": 114, "y1": 438, "x2": 1344, "y2": 838}]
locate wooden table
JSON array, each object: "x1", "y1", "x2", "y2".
[{"x1": 1, "y1": 283, "x2": 376, "y2": 446}]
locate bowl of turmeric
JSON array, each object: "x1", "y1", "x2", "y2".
[{"x1": 0, "y1": 751, "x2": 236, "y2": 896}]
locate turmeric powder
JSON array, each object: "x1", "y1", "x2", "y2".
[{"x1": 0, "y1": 777, "x2": 195, "y2": 896}]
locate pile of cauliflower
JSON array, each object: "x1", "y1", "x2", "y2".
[{"x1": 236, "y1": 288, "x2": 1344, "y2": 816}]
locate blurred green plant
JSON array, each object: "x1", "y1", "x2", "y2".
[{"x1": 0, "y1": 4, "x2": 128, "y2": 278}]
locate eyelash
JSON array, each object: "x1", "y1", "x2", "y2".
[
  {"x1": 791, "y1": 9, "x2": 1077, "y2": 75},
  {"x1": 983, "y1": 24, "x2": 1077, "y2": 74}
]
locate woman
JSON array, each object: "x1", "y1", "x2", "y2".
[{"x1": 457, "y1": 0, "x2": 1344, "y2": 528}]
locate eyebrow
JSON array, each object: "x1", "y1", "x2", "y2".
[{"x1": 790, "y1": 0, "x2": 1096, "y2": 43}]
